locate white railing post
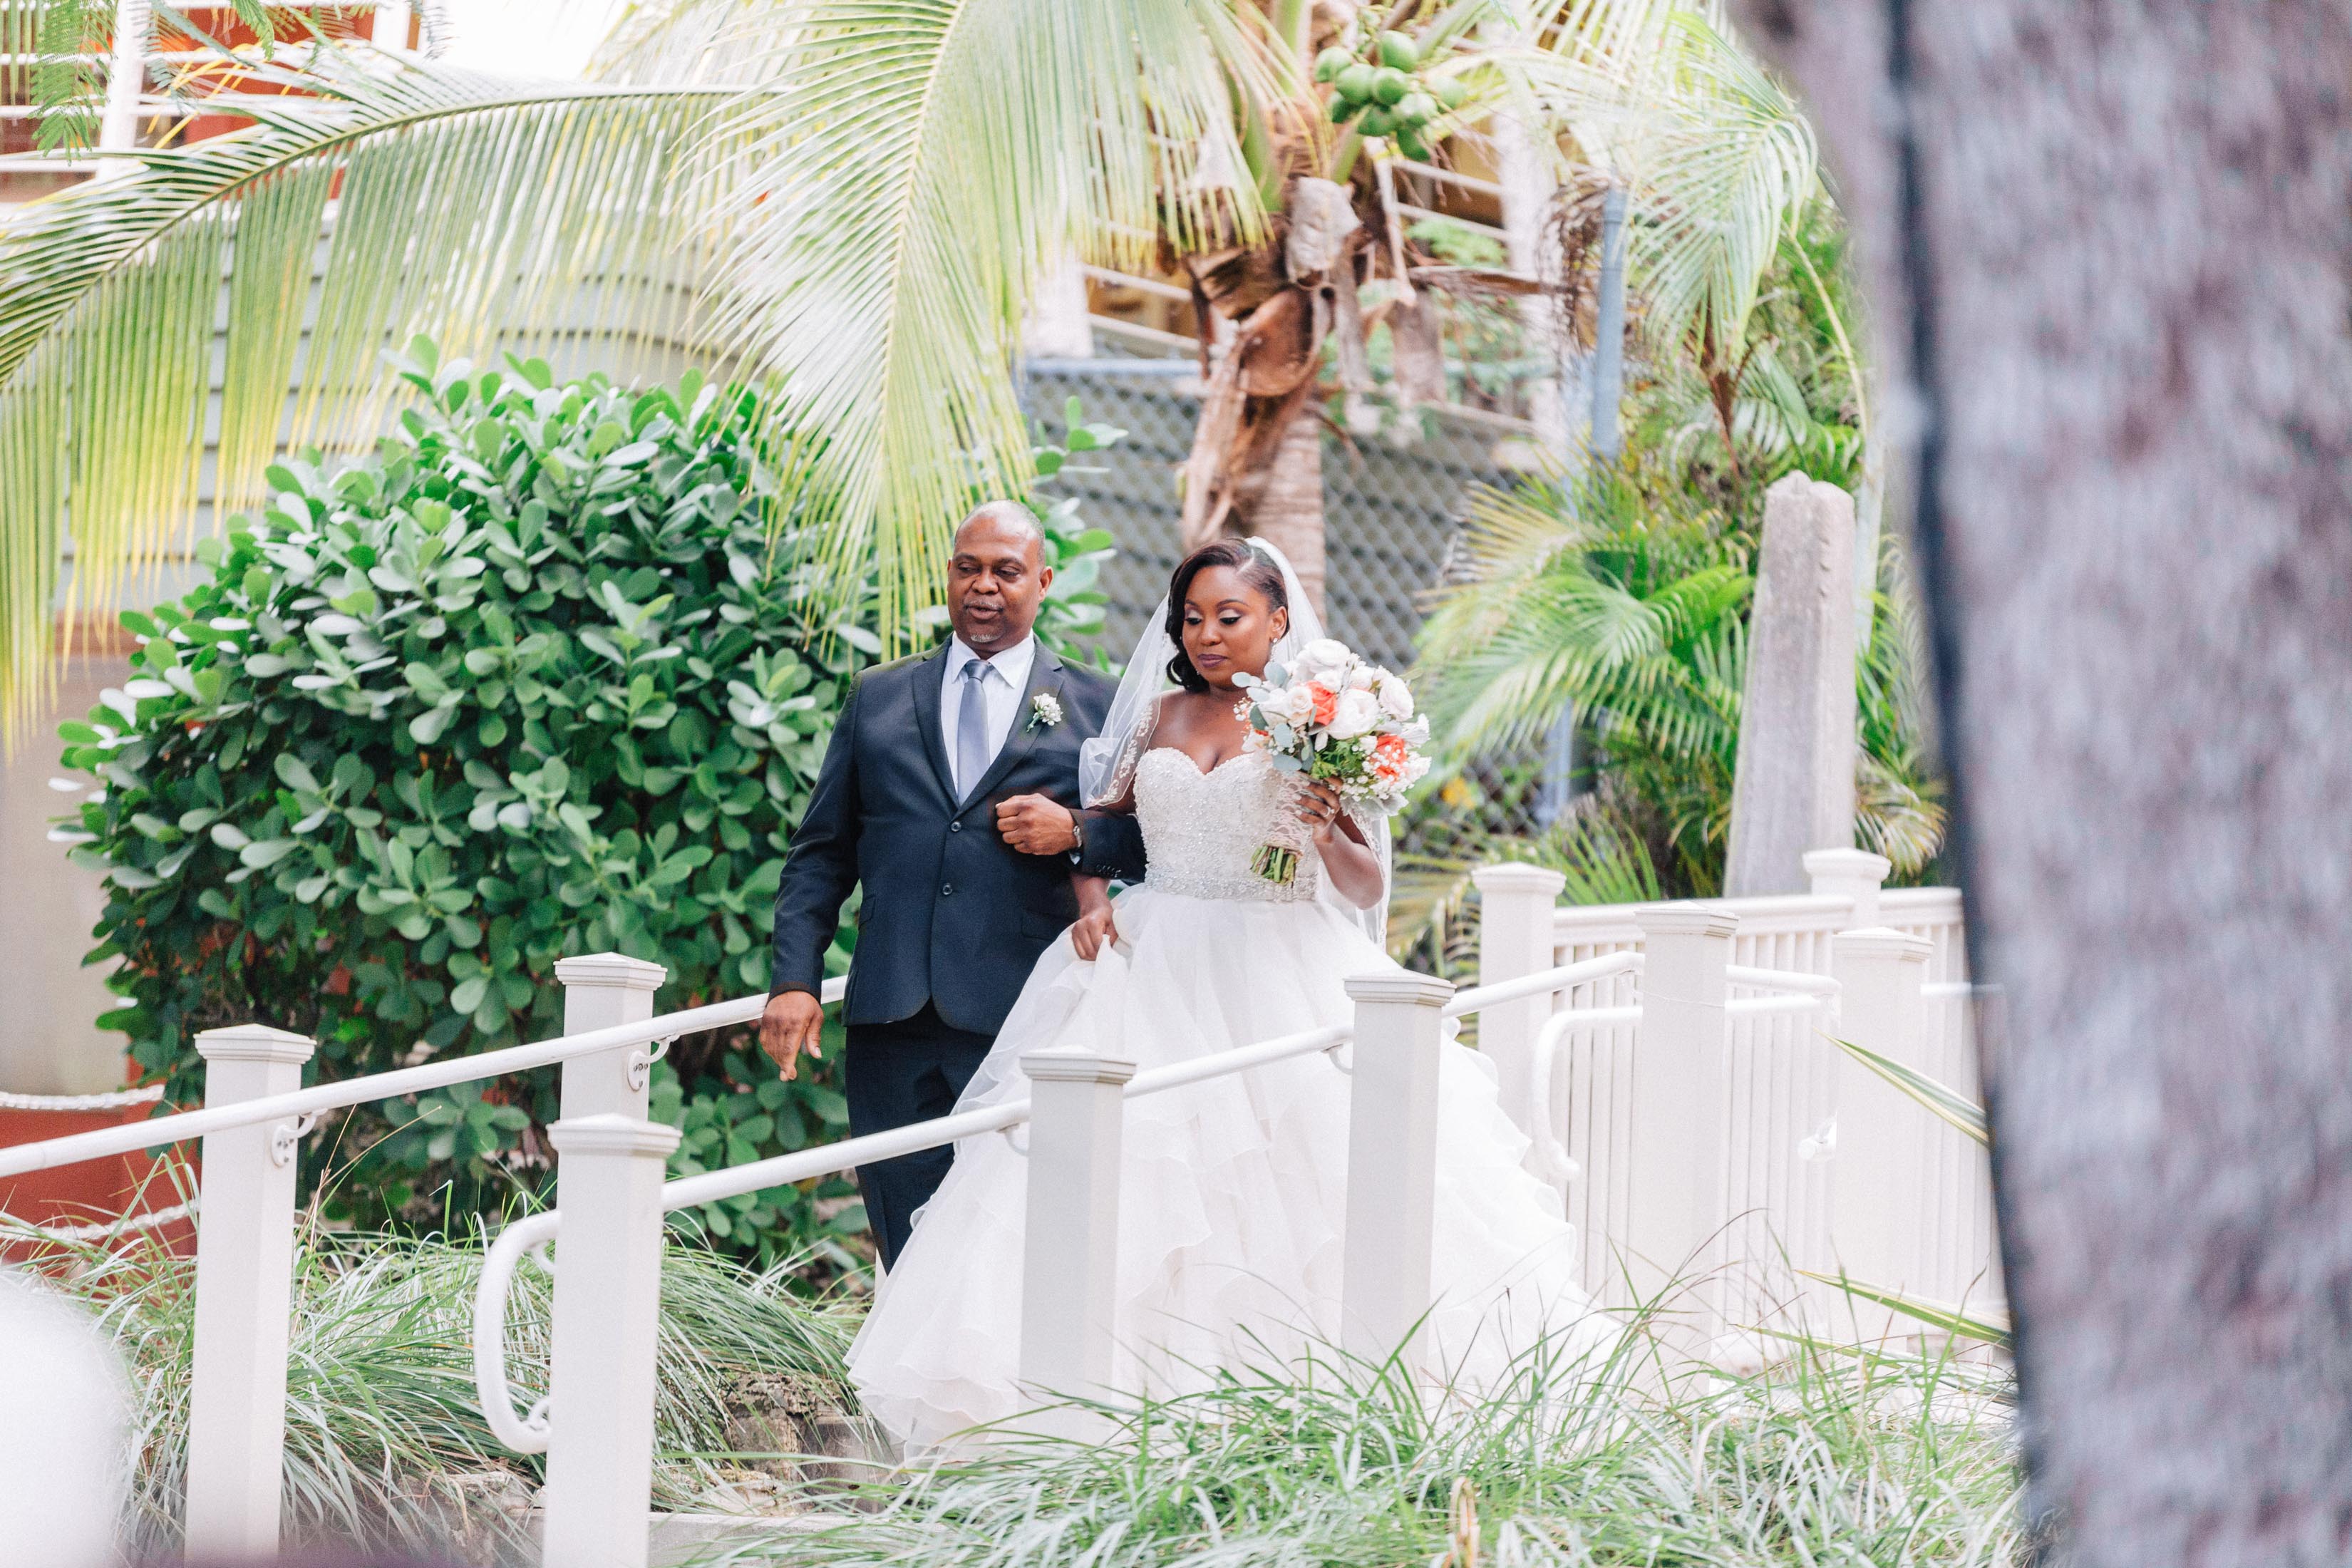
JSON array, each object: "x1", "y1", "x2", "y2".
[
  {"x1": 1804, "y1": 847, "x2": 1894, "y2": 927},
  {"x1": 1827, "y1": 928, "x2": 1932, "y2": 1336},
  {"x1": 1471, "y1": 864, "x2": 1568, "y2": 1146},
  {"x1": 373, "y1": 0, "x2": 411, "y2": 53},
  {"x1": 1626, "y1": 907, "x2": 1736, "y2": 1352},
  {"x1": 1017, "y1": 1049, "x2": 1136, "y2": 1413},
  {"x1": 94, "y1": 0, "x2": 150, "y2": 180},
  {"x1": 182, "y1": 1024, "x2": 316, "y2": 1559},
  {"x1": 539, "y1": 1113, "x2": 682, "y2": 1568},
  {"x1": 556, "y1": 954, "x2": 666, "y2": 1122},
  {"x1": 1339, "y1": 971, "x2": 1456, "y2": 1361}
]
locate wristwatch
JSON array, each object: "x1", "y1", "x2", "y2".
[{"x1": 1066, "y1": 806, "x2": 1085, "y2": 863}]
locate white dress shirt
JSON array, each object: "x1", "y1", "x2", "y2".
[{"x1": 942, "y1": 633, "x2": 1038, "y2": 791}]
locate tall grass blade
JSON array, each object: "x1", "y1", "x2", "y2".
[{"x1": 1826, "y1": 1032, "x2": 1991, "y2": 1147}]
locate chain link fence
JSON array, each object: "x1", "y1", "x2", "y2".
[{"x1": 1021, "y1": 359, "x2": 1533, "y2": 675}]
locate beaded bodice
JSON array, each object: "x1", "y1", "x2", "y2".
[{"x1": 1131, "y1": 748, "x2": 1321, "y2": 904}]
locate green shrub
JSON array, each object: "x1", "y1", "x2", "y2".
[
  {"x1": 59, "y1": 341, "x2": 1127, "y2": 1266},
  {"x1": 56, "y1": 341, "x2": 877, "y2": 1257},
  {"x1": 58, "y1": 341, "x2": 1119, "y2": 1267}
]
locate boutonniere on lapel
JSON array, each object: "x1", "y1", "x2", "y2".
[{"x1": 1026, "y1": 692, "x2": 1064, "y2": 732}]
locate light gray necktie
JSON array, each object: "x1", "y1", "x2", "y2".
[{"x1": 955, "y1": 658, "x2": 993, "y2": 799}]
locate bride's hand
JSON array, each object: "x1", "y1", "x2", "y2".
[
  {"x1": 1296, "y1": 778, "x2": 1347, "y2": 844},
  {"x1": 1071, "y1": 902, "x2": 1119, "y2": 961}
]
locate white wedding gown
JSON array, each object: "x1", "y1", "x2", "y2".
[{"x1": 847, "y1": 748, "x2": 1606, "y2": 1449}]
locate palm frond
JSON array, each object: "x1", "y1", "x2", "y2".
[
  {"x1": 1518, "y1": 4, "x2": 1817, "y2": 363},
  {"x1": 1417, "y1": 476, "x2": 1750, "y2": 762},
  {"x1": 22, "y1": 0, "x2": 110, "y2": 150},
  {"x1": 1623, "y1": 11, "x2": 1817, "y2": 361},
  {"x1": 698, "y1": 0, "x2": 1259, "y2": 646},
  {"x1": 0, "y1": 53, "x2": 744, "y2": 731},
  {"x1": 591, "y1": 0, "x2": 802, "y2": 85}
]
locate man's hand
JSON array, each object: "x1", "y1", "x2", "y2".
[
  {"x1": 996, "y1": 793, "x2": 1080, "y2": 855},
  {"x1": 759, "y1": 990, "x2": 827, "y2": 1081}
]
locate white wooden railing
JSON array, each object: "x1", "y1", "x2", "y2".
[
  {"x1": 1473, "y1": 849, "x2": 2001, "y2": 1345},
  {"x1": 0, "y1": 864, "x2": 1994, "y2": 1567}
]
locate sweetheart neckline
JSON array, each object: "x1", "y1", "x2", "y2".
[{"x1": 1142, "y1": 747, "x2": 1255, "y2": 780}]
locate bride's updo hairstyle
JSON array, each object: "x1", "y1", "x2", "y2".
[{"x1": 1164, "y1": 539, "x2": 1289, "y2": 693}]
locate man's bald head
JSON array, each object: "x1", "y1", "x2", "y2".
[
  {"x1": 947, "y1": 500, "x2": 1053, "y2": 654},
  {"x1": 954, "y1": 501, "x2": 1046, "y2": 562}
]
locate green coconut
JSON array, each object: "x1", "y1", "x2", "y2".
[
  {"x1": 1395, "y1": 125, "x2": 1430, "y2": 162},
  {"x1": 1314, "y1": 46, "x2": 1354, "y2": 83},
  {"x1": 1394, "y1": 91, "x2": 1436, "y2": 128},
  {"x1": 1377, "y1": 30, "x2": 1419, "y2": 71},
  {"x1": 1335, "y1": 62, "x2": 1378, "y2": 103},
  {"x1": 1370, "y1": 66, "x2": 1409, "y2": 105},
  {"x1": 1358, "y1": 105, "x2": 1396, "y2": 139}
]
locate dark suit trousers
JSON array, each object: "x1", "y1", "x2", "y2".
[{"x1": 846, "y1": 1002, "x2": 995, "y2": 1268}]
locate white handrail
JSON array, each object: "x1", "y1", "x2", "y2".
[
  {"x1": 1443, "y1": 950, "x2": 1644, "y2": 1018},
  {"x1": 470, "y1": 1016, "x2": 1377, "y2": 1450},
  {"x1": 471, "y1": 1211, "x2": 562, "y2": 1452},
  {"x1": 1125, "y1": 1023, "x2": 1351, "y2": 1098},
  {"x1": 0, "y1": 1084, "x2": 165, "y2": 1112},
  {"x1": 473, "y1": 1087, "x2": 1036, "y2": 1454},
  {"x1": 660, "y1": 1097, "x2": 1031, "y2": 1213},
  {"x1": 1723, "y1": 964, "x2": 1841, "y2": 996},
  {"x1": 0, "y1": 977, "x2": 847, "y2": 1181},
  {"x1": 1727, "y1": 994, "x2": 1830, "y2": 1018}
]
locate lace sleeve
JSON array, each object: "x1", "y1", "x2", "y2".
[{"x1": 1088, "y1": 693, "x2": 1162, "y2": 807}]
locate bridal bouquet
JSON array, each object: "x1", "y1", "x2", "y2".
[{"x1": 1233, "y1": 638, "x2": 1432, "y2": 884}]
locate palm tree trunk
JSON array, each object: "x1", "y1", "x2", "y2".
[
  {"x1": 1176, "y1": 178, "x2": 1359, "y2": 619},
  {"x1": 1235, "y1": 403, "x2": 1326, "y2": 615}
]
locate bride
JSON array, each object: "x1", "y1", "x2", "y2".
[{"x1": 847, "y1": 537, "x2": 1602, "y2": 1449}]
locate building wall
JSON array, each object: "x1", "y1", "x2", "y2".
[{"x1": 1, "y1": 657, "x2": 130, "y2": 1093}]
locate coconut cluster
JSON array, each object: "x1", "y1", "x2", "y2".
[{"x1": 1314, "y1": 29, "x2": 1467, "y2": 163}]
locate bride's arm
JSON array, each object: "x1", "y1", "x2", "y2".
[
  {"x1": 1068, "y1": 874, "x2": 1118, "y2": 959},
  {"x1": 1298, "y1": 779, "x2": 1385, "y2": 909}
]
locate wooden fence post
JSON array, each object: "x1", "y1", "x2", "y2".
[
  {"x1": 1340, "y1": 971, "x2": 1457, "y2": 1361},
  {"x1": 1625, "y1": 907, "x2": 1736, "y2": 1353},
  {"x1": 182, "y1": 1024, "x2": 315, "y2": 1559},
  {"x1": 1472, "y1": 863, "x2": 1566, "y2": 1145}
]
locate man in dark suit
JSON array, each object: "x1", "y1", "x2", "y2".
[{"x1": 760, "y1": 502, "x2": 1144, "y2": 1267}]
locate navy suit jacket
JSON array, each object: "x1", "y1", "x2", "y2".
[{"x1": 769, "y1": 641, "x2": 1147, "y2": 1036}]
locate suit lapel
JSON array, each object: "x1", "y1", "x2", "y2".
[
  {"x1": 908, "y1": 644, "x2": 959, "y2": 803},
  {"x1": 962, "y1": 645, "x2": 1064, "y2": 808}
]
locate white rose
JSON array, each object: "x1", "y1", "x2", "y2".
[
  {"x1": 1329, "y1": 687, "x2": 1381, "y2": 739},
  {"x1": 1375, "y1": 670, "x2": 1414, "y2": 719},
  {"x1": 1295, "y1": 637, "x2": 1351, "y2": 678},
  {"x1": 1344, "y1": 664, "x2": 1375, "y2": 691},
  {"x1": 1281, "y1": 685, "x2": 1319, "y2": 726}
]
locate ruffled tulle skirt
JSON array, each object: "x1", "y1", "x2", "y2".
[{"x1": 846, "y1": 884, "x2": 1608, "y2": 1451}]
